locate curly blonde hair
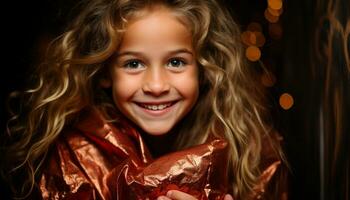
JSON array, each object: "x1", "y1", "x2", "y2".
[{"x1": 2, "y1": 0, "x2": 282, "y2": 198}]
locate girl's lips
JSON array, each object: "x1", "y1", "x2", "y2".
[{"x1": 134, "y1": 100, "x2": 179, "y2": 116}]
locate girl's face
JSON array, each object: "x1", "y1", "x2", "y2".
[{"x1": 110, "y1": 7, "x2": 199, "y2": 135}]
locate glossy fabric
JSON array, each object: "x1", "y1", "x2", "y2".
[{"x1": 39, "y1": 108, "x2": 287, "y2": 200}]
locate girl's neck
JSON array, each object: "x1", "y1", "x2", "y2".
[
  {"x1": 117, "y1": 111, "x2": 180, "y2": 158},
  {"x1": 139, "y1": 129, "x2": 177, "y2": 158}
]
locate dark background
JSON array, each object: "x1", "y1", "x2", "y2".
[{"x1": 1, "y1": 0, "x2": 349, "y2": 199}]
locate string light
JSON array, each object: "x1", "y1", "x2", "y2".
[
  {"x1": 242, "y1": 0, "x2": 283, "y2": 64},
  {"x1": 241, "y1": 1, "x2": 289, "y2": 111},
  {"x1": 241, "y1": 0, "x2": 287, "y2": 111}
]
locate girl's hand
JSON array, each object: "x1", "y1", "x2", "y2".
[{"x1": 156, "y1": 190, "x2": 234, "y2": 200}]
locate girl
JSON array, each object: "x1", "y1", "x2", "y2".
[{"x1": 1, "y1": 0, "x2": 287, "y2": 199}]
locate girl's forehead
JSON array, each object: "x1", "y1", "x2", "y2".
[
  {"x1": 123, "y1": 4, "x2": 191, "y2": 31},
  {"x1": 118, "y1": 7, "x2": 193, "y2": 51}
]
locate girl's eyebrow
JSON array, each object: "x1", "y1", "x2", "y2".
[
  {"x1": 117, "y1": 48, "x2": 194, "y2": 57},
  {"x1": 166, "y1": 49, "x2": 194, "y2": 56}
]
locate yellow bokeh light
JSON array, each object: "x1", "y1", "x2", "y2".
[
  {"x1": 279, "y1": 93, "x2": 294, "y2": 110},
  {"x1": 245, "y1": 46, "x2": 261, "y2": 62},
  {"x1": 268, "y1": 0, "x2": 283, "y2": 10}
]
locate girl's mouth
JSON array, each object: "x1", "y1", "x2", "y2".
[{"x1": 136, "y1": 101, "x2": 177, "y2": 111}]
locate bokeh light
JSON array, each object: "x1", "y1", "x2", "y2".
[
  {"x1": 268, "y1": 7, "x2": 283, "y2": 17},
  {"x1": 241, "y1": 31, "x2": 255, "y2": 46},
  {"x1": 279, "y1": 93, "x2": 294, "y2": 110},
  {"x1": 245, "y1": 46, "x2": 261, "y2": 61},
  {"x1": 255, "y1": 32, "x2": 266, "y2": 47},
  {"x1": 264, "y1": 9, "x2": 280, "y2": 23},
  {"x1": 241, "y1": 31, "x2": 265, "y2": 47},
  {"x1": 247, "y1": 22, "x2": 263, "y2": 32},
  {"x1": 268, "y1": 0, "x2": 283, "y2": 10}
]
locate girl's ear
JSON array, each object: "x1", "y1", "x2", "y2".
[{"x1": 100, "y1": 78, "x2": 112, "y2": 88}]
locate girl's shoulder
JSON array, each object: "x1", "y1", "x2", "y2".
[{"x1": 39, "y1": 107, "x2": 152, "y2": 199}]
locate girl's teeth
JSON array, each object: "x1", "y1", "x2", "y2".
[{"x1": 142, "y1": 103, "x2": 172, "y2": 110}]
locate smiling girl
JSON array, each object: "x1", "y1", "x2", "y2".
[
  {"x1": 1, "y1": 0, "x2": 287, "y2": 199},
  {"x1": 109, "y1": 8, "x2": 199, "y2": 136}
]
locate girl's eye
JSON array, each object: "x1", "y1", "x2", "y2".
[
  {"x1": 167, "y1": 58, "x2": 186, "y2": 68},
  {"x1": 124, "y1": 60, "x2": 144, "y2": 69}
]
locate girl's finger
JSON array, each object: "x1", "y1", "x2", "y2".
[
  {"x1": 224, "y1": 194, "x2": 234, "y2": 200},
  {"x1": 166, "y1": 190, "x2": 197, "y2": 200}
]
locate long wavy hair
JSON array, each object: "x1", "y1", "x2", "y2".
[{"x1": 1, "y1": 0, "x2": 282, "y2": 199}]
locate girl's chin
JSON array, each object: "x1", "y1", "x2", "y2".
[
  {"x1": 134, "y1": 120, "x2": 176, "y2": 136},
  {"x1": 140, "y1": 128, "x2": 171, "y2": 136}
]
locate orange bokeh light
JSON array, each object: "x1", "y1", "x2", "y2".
[
  {"x1": 268, "y1": 7, "x2": 283, "y2": 17},
  {"x1": 279, "y1": 93, "x2": 294, "y2": 110},
  {"x1": 241, "y1": 31, "x2": 265, "y2": 47},
  {"x1": 245, "y1": 46, "x2": 261, "y2": 62},
  {"x1": 241, "y1": 31, "x2": 255, "y2": 46},
  {"x1": 247, "y1": 22, "x2": 263, "y2": 32},
  {"x1": 268, "y1": 0, "x2": 283, "y2": 10},
  {"x1": 264, "y1": 9, "x2": 279, "y2": 23},
  {"x1": 255, "y1": 32, "x2": 266, "y2": 47}
]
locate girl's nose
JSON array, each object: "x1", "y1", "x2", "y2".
[{"x1": 142, "y1": 67, "x2": 170, "y2": 96}]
